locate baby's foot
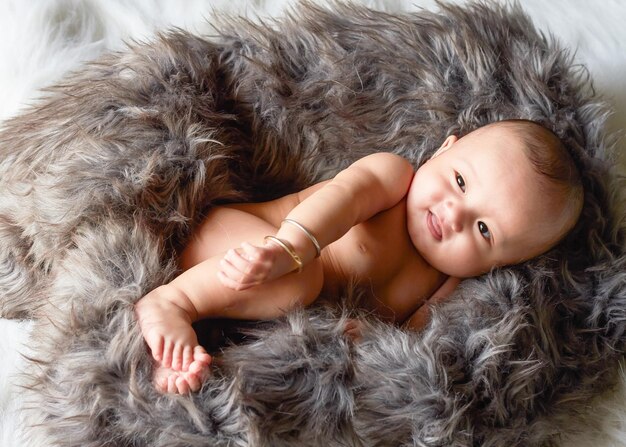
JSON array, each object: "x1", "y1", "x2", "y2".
[
  {"x1": 135, "y1": 285, "x2": 202, "y2": 371},
  {"x1": 153, "y1": 353, "x2": 212, "y2": 394}
]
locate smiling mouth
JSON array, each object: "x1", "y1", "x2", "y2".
[{"x1": 427, "y1": 211, "x2": 443, "y2": 241}]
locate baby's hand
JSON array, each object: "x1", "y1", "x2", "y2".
[{"x1": 218, "y1": 241, "x2": 298, "y2": 290}]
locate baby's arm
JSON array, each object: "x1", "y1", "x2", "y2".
[
  {"x1": 219, "y1": 152, "x2": 415, "y2": 290},
  {"x1": 137, "y1": 153, "x2": 413, "y2": 393}
]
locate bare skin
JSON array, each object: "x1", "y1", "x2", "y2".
[{"x1": 135, "y1": 123, "x2": 577, "y2": 394}]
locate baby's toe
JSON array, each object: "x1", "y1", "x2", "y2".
[
  {"x1": 167, "y1": 374, "x2": 181, "y2": 394},
  {"x1": 147, "y1": 334, "x2": 164, "y2": 362},
  {"x1": 153, "y1": 367, "x2": 169, "y2": 393},
  {"x1": 161, "y1": 340, "x2": 174, "y2": 368},
  {"x1": 172, "y1": 344, "x2": 184, "y2": 371},
  {"x1": 188, "y1": 357, "x2": 212, "y2": 388},
  {"x1": 188, "y1": 359, "x2": 208, "y2": 376},
  {"x1": 175, "y1": 376, "x2": 190, "y2": 394},
  {"x1": 193, "y1": 345, "x2": 211, "y2": 363},
  {"x1": 182, "y1": 346, "x2": 193, "y2": 371},
  {"x1": 185, "y1": 371, "x2": 202, "y2": 392}
]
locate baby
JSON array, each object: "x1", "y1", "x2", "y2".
[{"x1": 135, "y1": 119, "x2": 583, "y2": 394}]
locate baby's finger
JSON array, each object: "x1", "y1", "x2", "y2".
[
  {"x1": 220, "y1": 257, "x2": 261, "y2": 289},
  {"x1": 235, "y1": 246, "x2": 272, "y2": 280},
  {"x1": 219, "y1": 258, "x2": 247, "y2": 283},
  {"x1": 224, "y1": 248, "x2": 254, "y2": 274},
  {"x1": 241, "y1": 242, "x2": 262, "y2": 261},
  {"x1": 245, "y1": 242, "x2": 276, "y2": 268},
  {"x1": 217, "y1": 270, "x2": 253, "y2": 291}
]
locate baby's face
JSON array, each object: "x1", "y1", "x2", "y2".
[{"x1": 406, "y1": 124, "x2": 565, "y2": 277}]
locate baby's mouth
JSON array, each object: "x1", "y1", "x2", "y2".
[{"x1": 427, "y1": 211, "x2": 443, "y2": 241}]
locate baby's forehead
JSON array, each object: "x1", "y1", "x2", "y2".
[{"x1": 457, "y1": 129, "x2": 529, "y2": 168}]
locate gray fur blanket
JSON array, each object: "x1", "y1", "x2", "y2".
[{"x1": 1, "y1": 1, "x2": 624, "y2": 446}]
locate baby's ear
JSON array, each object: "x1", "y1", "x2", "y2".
[{"x1": 431, "y1": 135, "x2": 458, "y2": 158}]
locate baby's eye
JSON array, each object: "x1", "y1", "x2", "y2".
[
  {"x1": 478, "y1": 221, "x2": 491, "y2": 240},
  {"x1": 455, "y1": 172, "x2": 466, "y2": 192}
]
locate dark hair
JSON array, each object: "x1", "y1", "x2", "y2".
[{"x1": 494, "y1": 119, "x2": 584, "y2": 239}]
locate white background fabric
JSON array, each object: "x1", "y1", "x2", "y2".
[{"x1": 0, "y1": 1, "x2": 624, "y2": 445}]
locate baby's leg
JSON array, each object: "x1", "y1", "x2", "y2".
[{"x1": 135, "y1": 206, "x2": 323, "y2": 392}]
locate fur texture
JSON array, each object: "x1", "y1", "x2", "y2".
[{"x1": 0, "y1": 1, "x2": 624, "y2": 445}]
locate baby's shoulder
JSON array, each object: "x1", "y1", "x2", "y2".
[{"x1": 357, "y1": 152, "x2": 412, "y2": 170}]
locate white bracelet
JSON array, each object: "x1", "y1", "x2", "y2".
[{"x1": 282, "y1": 219, "x2": 321, "y2": 258}]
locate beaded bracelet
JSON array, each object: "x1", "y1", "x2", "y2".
[
  {"x1": 264, "y1": 235, "x2": 303, "y2": 273},
  {"x1": 282, "y1": 218, "x2": 321, "y2": 258}
]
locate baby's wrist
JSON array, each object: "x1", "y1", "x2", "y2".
[
  {"x1": 282, "y1": 219, "x2": 321, "y2": 258},
  {"x1": 274, "y1": 224, "x2": 317, "y2": 264},
  {"x1": 264, "y1": 236, "x2": 303, "y2": 272}
]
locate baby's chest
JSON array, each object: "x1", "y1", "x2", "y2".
[
  {"x1": 328, "y1": 202, "x2": 446, "y2": 323},
  {"x1": 336, "y1": 208, "x2": 405, "y2": 282}
]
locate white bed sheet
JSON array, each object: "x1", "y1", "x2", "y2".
[{"x1": 0, "y1": 1, "x2": 624, "y2": 445}]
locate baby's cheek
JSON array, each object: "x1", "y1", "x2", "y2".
[{"x1": 445, "y1": 240, "x2": 484, "y2": 277}]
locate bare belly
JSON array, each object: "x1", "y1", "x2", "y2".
[{"x1": 188, "y1": 186, "x2": 447, "y2": 324}]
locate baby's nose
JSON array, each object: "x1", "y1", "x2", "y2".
[{"x1": 445, "y1": 200, "x2": 465, "y2": 232}]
